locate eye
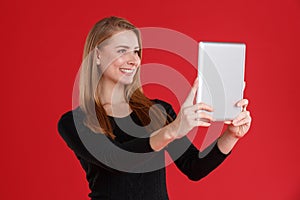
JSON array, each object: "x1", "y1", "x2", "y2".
[{"x1": 117, "y1": 49, "x2": 126, "y2": 54}]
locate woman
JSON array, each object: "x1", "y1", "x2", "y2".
[{"x1": 58, "y1": 16, "x2": 251, "y2": 200}]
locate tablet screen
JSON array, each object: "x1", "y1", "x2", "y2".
[{"x1": 196, "y1": 42, "x2": 246, "y2": 121}]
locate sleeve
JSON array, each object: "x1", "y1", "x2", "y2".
[
  {"x1": 57, "y1": 110, "x2": 156, "y2": 174},
  {"x1": 153, "y1": 99, "x2": 230, "y2": 181}
]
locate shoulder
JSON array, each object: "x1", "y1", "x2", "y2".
[
  {"x1": 58, "y1": 110, "x2": 73, "y2": 124},
  {"x1": 57, "y1": 107, "x2": 84, "y2": 137},
  {"x1": 58, "y1": 107, "x2": 81, "y2": 126}
]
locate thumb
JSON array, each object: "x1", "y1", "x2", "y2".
[{"x1": 183, "y1": 77, "x2": 198, "y2": 106}]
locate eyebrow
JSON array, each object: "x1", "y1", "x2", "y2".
[{"x1": 115, "y1": 45, "x2": 140, "y2": 49}]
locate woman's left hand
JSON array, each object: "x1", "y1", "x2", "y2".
[{"x1": 224, "y1": 99, "x2": 252, "y2": 138}]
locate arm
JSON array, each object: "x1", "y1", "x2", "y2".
[
  {"x1": 150, "y1": 78, "x2": 251, "y2": 154},
  {"x1": 152, "y1": 99, "x2": 230, "y2": 181},
  {"x1": 149, "y1": 78, "x2": 214, "y2": 151},
  {"x1": 151, "y1": 97, "x2": 251, "y2": 181},
  {"x1": 217, "y1": 131, "x2": 239, "y2": 154},
  {"x1": 217, "y1": 98, "x2": 252, "y2": 154},
  {"x1": 58, "y1": 110, "x2": 158, "y2": 173}
]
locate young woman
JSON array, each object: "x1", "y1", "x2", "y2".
[{"x1": 58, "y1": 16, "x2": 252, "y2": 200}]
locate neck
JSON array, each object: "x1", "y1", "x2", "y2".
[{"x1": 98, "y1": 78, "x2": 127, "y2": 105}]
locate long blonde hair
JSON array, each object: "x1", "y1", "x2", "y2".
[{"x1": 79, "y1": 16, "x2": 172, "y2": 139}]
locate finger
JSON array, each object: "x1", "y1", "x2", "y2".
[
  {"x1": 194, "y1": 102, "x2": 214, "y2": 112},
  {"x1": 192, "y1": 119, "x2": 211, "y2": 127},
  {"x1": 242, "y1": 106, "x2": 247, "y2": 112},
  {"x1": 184, "y1": 78, "x2": 198, "y2": 106},
  {"x1": 236, "y1": 99, "x2": 249, "y2": 107},
  {"x1": 194, "y1": 111, "x2": 214, "y2": 122},
  {"x1": 236, "y1": 99, "x2": 249, "y2": 111},
  {"x1": 233, "y1": 111, "x2": 250, "y2": 125},
  {"x1": 232, "y1": 116, "x2": 251, "y2": 127}
]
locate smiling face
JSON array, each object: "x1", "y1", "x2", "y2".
[{"x1": 97, "y1": 30, "x2": 141, "y2": 86}]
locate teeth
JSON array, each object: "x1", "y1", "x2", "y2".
[{"x1": 120, "y1": 68, "x2": 134, "y2": 73}]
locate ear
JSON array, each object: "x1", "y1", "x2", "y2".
[
  {"x1": 96, "y1": 57, "x2": 101, "y2": 66},
  {"x1": 96, "y1": 48, "x2": 101, "y2": 65}
]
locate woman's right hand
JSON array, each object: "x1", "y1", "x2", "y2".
[{"x1": 169, "y1": 78, "x2": 215, "y2": 139}]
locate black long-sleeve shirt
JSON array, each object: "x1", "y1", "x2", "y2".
[{"x1": 58, "y1": 99, "x2": 229, "y2": 200}]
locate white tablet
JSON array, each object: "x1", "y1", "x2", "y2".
[{"x1": 196, "y1": 42, "x2": 246, "y2": 121}]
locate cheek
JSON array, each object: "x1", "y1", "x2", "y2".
[
  {"x1": 112, "y1": 56, "x2": 126, "y2": 67},
  {"x1": 100, "y1": 55, "x2": 124, "y2": 71}
]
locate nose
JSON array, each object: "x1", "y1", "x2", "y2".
[{"x1": 126, "y1": 51, "x2": 140, "y2": 67}]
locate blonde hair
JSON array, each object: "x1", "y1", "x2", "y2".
[{"x1": 79, "y1": 16, "x2": 172, "y2": 139}]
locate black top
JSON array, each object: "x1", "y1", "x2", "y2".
[{"x1": 57, "y1": 99, "x2": 229, "y2": 200}]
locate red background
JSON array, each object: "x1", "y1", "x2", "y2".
[{"x1": 1, "y1": 0, "x2": 299, "y2": 199}]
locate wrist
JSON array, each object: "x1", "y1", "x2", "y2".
[
  {"x1": 223, "y1": 129, "x2": 240, "y2": 142},
  {"x1": 149, "y1": 123, "x2": 177, "y2": 152},
  {"x1": 165, "y1": 122, "x2": 178, "y2": 141},
  {"x1": 217, "y1": 130, "x2": 240, "y2": 154}
]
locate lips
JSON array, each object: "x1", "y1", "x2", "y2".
[{"x1": 119, "y1": 68, "x2": 135, "y2": 75}]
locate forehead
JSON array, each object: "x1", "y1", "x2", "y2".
[{"x1": 102, "y1": 30, "x2": 139, "y2": 47}]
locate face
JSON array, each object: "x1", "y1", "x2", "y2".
[{"x1": 97, "y1": 30, "x2": 141, "y2": 86}]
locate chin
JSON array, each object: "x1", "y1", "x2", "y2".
[{"x1": 118, "y1": 78, "x2": 134, "y2": 85}]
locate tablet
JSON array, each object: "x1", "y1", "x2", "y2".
[{"x1": 196, "y1": 42, "x2": 246, "y2": 121}]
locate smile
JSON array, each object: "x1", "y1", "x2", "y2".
[{"x1": 120, "y1": 68, "x2": 135, "y2": 74}]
